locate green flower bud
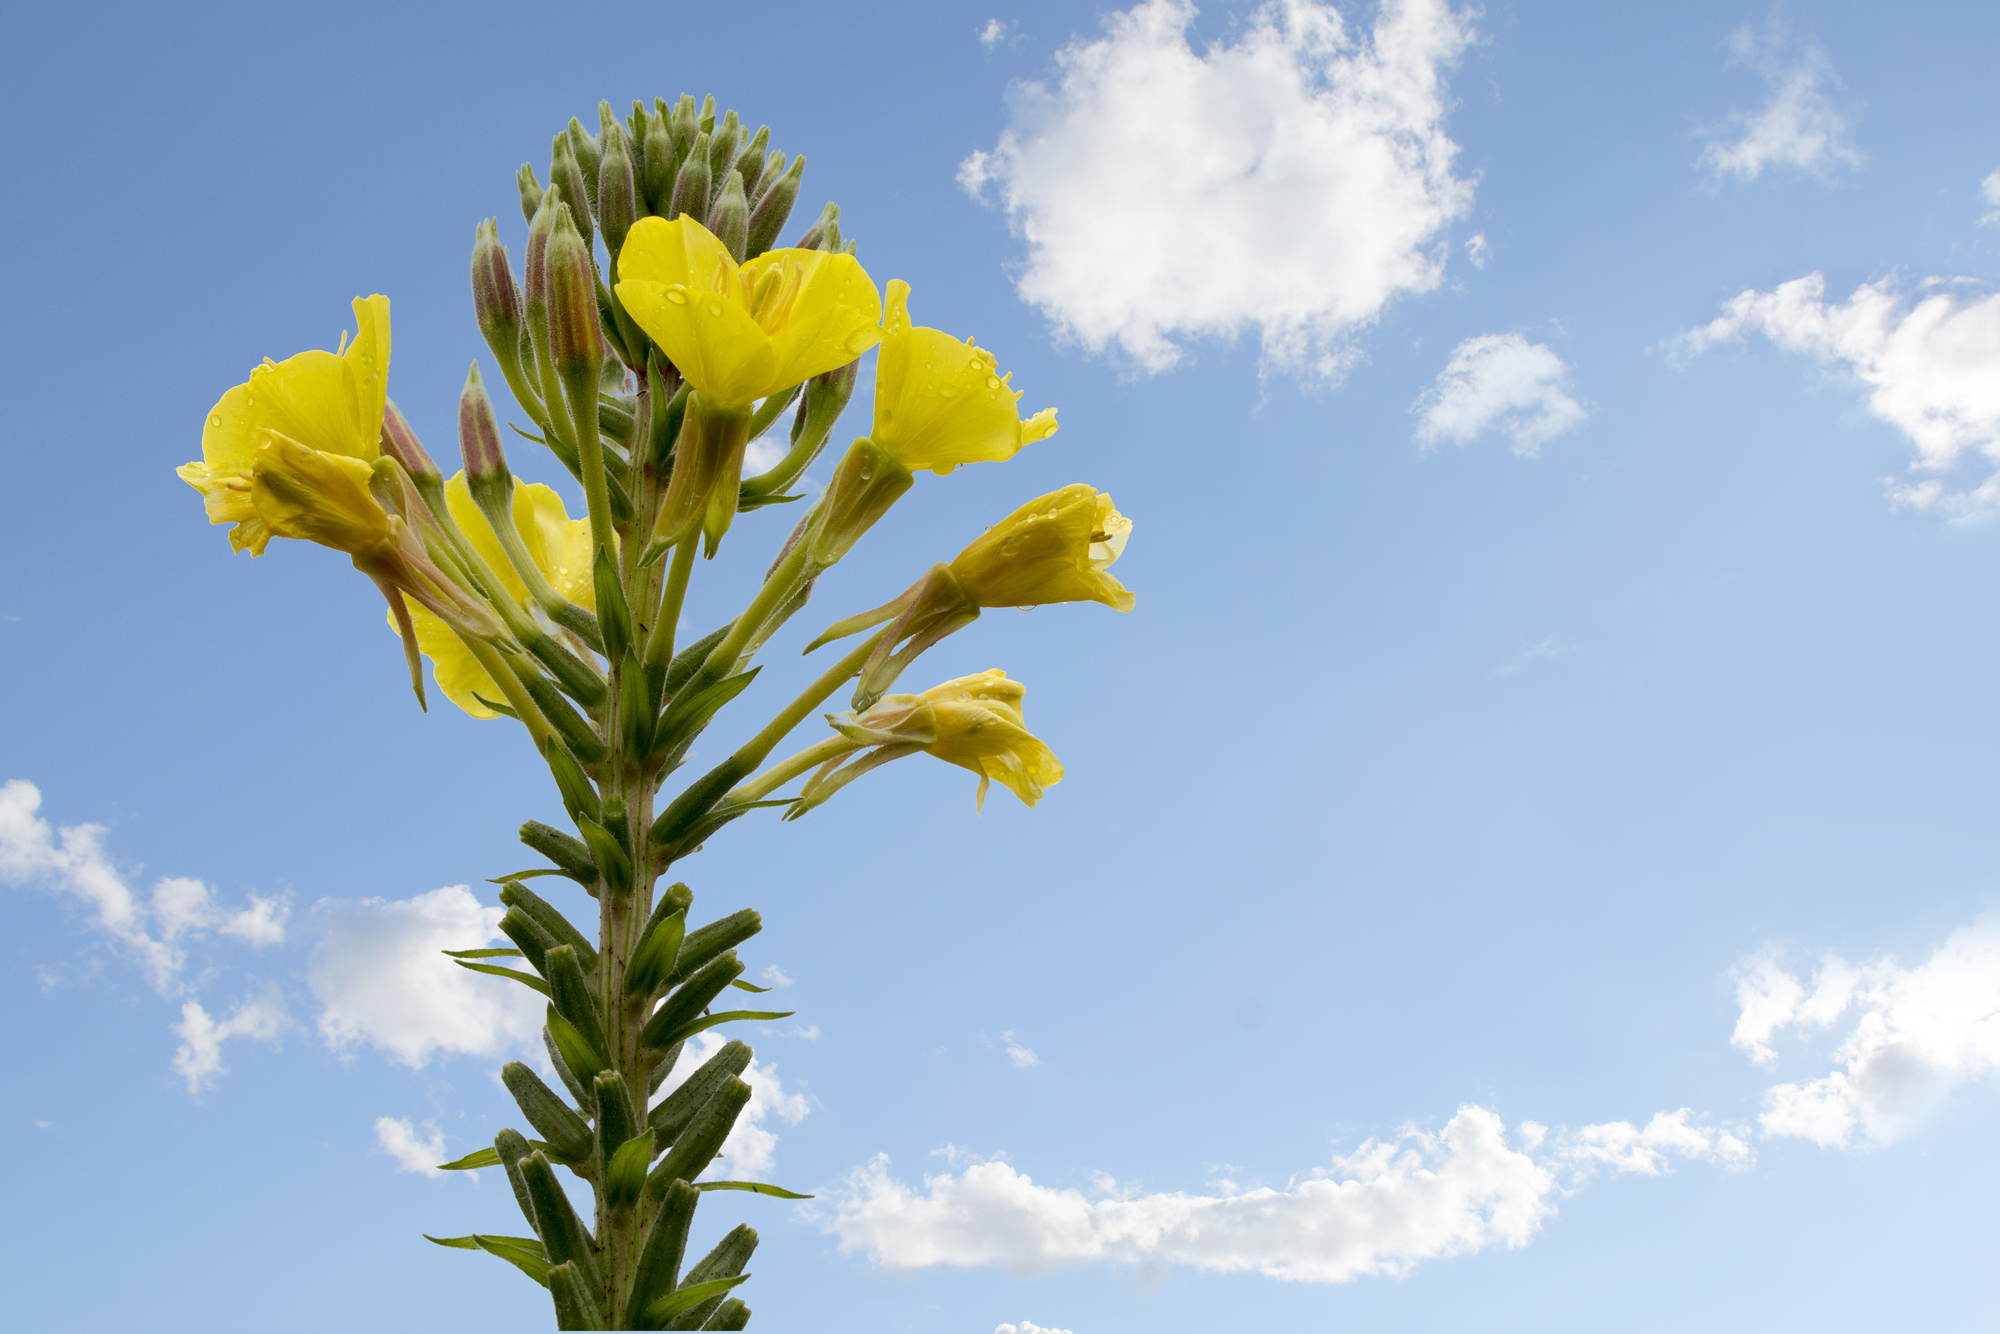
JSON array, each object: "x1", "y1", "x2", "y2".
[
  {"x1": 604, "y1": 1130, "x2": 654, "y2": 1213},
  {"x1": 626, "y1": 902, "x2": 687, "y2": 997},
  {"x1": 663, "y1": 908, "x2": 762, "y2": 988},
  {"x1": 744, "y1": 157, "x2": 805, "y2": 259},
  {"x1": 647, "y1": 1039, "x2": 752, "y2": 1145},
  {"x1": 457, "y1": 361, "x2": 509, "y2": 481},
  {"x1": 541, "y1": 734, "x2": 601, "y2": 825},
  {"x1": 696, "y1": 93, "x2": 715, "y2": 135},
  {"x1": 643, "y1": 111, "x2": 676, "y2": 216},
  {"x1": 520, "y1": 1151, "x2": 605, "y2": 1292},
  {"x1": 599, "y1": 119, "x2": 638, "y2": 260},
  {"x1": 520, "y1": 672, "x2": 606, "y2": 764},
  {"x1": 706, "y1": 109, "x2": 741, "y2": 192},
  {"x1": 641, "y1": 951, "x2": 743, "y2": 1050},
  {"x1": 547, "y1": 1004, "x2": 607, "y2": 1082},
  {"x1": 497, "y1": 880, "x2": 597, "y2": 970},
  {"x1": 576, "y1": 816, "x2": 633, "y2": 896},
  {"x1": 705, "y1": 1298, "x2": 752, "y2": 1331},
  {"x1": 497, "y1": 906, "x2": 557, "y2": 976},
  {"x1": 516, "y1": 164, "x2": 544, "y2": 226},
  {"x1": 470, "y1": 220, "x2": 524, "y2": 375},
  {"x1": 544, "y1": 1022, "x2": 590, "y2": 1105},
  {"x1": 670, "y1": 131, "x2": 711, "y2": 223},
  {"x1": 669, "y1": 93, "x2": 698, "y2": 157},
  {"x1": 647, "y1": 1078, "x2": 751, "y2": 1196},
  {"x1": 545, "y1": 210, "x2": 605, "y2": 376},
  {"x1": 520, "y1": 819, "x2": 596, "y2": 880},
  {"x1": 501, "y1": 1064, "x2": 592, "y2": 1161},
  {"x1": 492, "y1": 1128, "x2": 540, "y2": 1236},
  {"x1": 625, "y1": 1180, "x2": 699, "y2": 1326},
  {"x1": 592, "y1": 547, "x2": 633, "y2": 664},
  {"x1": 568, "y1": 113, "x2": 603, "y2": 218},
  {"x1": 791, "y1": 199, "x2": 837, "y2": 254},
  {"x1": 707, "y1": 170, "x2": 749, "y2": 263},
  {"x1": 549, "y1": 131, "x2": 594, "y2": 251},
  {"x1": 735, "y1": 125, "x2": 771, "y2": 196},
  {"x1": 378, "y1": 399, "x2": 440, "y2": 484},
  {"x1": 662, "y1": 1225, "x2": 757, "y2": 1330},
  {"x1": 548, "y1": 1262, "x2": 607, "y2": 1332}
]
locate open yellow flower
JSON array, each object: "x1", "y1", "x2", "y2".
[
  {"x1": 614, "y1": 215, "x2": 881, "y2": 407},
  {"x1": 871, "y1": 280, "x2": 1057, "y2": 476},
  {"x1": 829, "y1": 669, "x2": 1063, "y2": 809},
  {"x1": 393, "y1": 472, "x2": 595, "y2": 718},
  {"x1": 177, "y1": 295, "x2": 392, "y2": 554},
  {"x1": 950, "y1": 484, "x2": 1134, "y2": 611}
]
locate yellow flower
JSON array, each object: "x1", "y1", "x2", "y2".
[
  {"x1": 614, "y1": 215, "x2": 881, "y2": 406},
  {"x1": 177, "y1": 296, "x2": 392, "y2": 554},
  {"x1": 870, "y1": 280, "x2": 1057, "y2": 476},
  {"x1": 393, "y1": 472, "x2": 595, "y2": 718},
  {"x1": 831, "y1": 670, "x2": 1063, "y2": 809},
  {"x1": 950, "y1": 484, "x2": 1134, "y2": 611},
  {"x1": 248, "y1": 435, "x2": 392, "y2": 553}
]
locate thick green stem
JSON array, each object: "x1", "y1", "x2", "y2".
[
  {"x1": 727, "y1": 735, "x2": 857, "y2": 804},
  {"x1": 733, "y1": 626, "x2": 888, "y2": 773}
]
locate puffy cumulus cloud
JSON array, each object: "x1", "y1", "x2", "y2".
[
  {"x1": 0, "y1": 779, "x2": 286, "y2": 993},
  {"x1": 1412, "y1": 333, "x2": 1586, "y2": 457},
  {"x1": 959, "y1": 0, "x2": 1474, "y2": 379},
  {"x1": 658, "y1": 1031, "x2": 810, "y2": 1181},
  {"x1": 1700, "y1": 26, "x2": 1863, "y2": 184},
  {"x1": 311, "y1": 885, "x2": 544, "y2": 1067},
  {"x1": 375, "y1": 1116, "x2": 449, "y2": 1178},
  {"x1": 1674, "y1": 272, "x2": 2000, "y2": 516},
  {"x1": 172, "y1": 987, "x2": 290, "y2": 1093},
  {"x1": 1731, "y1": 915, "x2": 2000, "y2": 1148},
  {"x1": 1002, "y1": 1030, "x2": 1041, "y2": 1068}
]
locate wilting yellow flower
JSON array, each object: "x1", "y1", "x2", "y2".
[
  {"x1": 248, "y1": 436, "x2": 392, "y2": 553},
  {"x1": 177, "y1": 295, "x2": 392, "y2": 554},
  {"x1": 950, "y1": 485, "x2": 1134, "y2": 611},
  {"x1": 393, "y1": 472, "x2": 595, "y2": 718},
  {"x1": 871, "y1": 280, "x2": 1057, "y2": 476},
  {"x1": 615, "y1": 215, "x2": 881, "y2": 406},
  {"x1": 831, "y1": 669, "x2": 1063, "y2": 809}
]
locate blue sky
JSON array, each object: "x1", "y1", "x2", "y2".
[{"x1": 5, "y1": 0, "x2": 2000, "y2": 1329}]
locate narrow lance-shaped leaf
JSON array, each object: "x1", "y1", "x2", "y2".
[
  {"x1": 545, "y1": 1024, "x2": 592, "y2": 1107},
  {"x1": 646, "y1": 1273, "x2": 749, "y2": 1328},
  {"x1": 546, "y1": 1006, "x2": 608, "y2": 1085},
  {"x1": 452, "y1": 958, "x2": 550, "y2": 996},
  {"x1": 653, "y1": 1008, "x2": 794, "y2": 1051},
  {"x1": 544, "y1": 945, "x2": 608, "y2": 1062},
  {"x1": 694, "y1": 1181, "x2": 814, "y2": 1200}
]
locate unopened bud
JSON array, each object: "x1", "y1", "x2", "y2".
[
  {"x1": 642, "y1": 111, "x2": 675, "y2": 215},
  {"x1": 520, "y1": 819, "x2": 597, "y2": 881},
  {"x1": 550, "y1": 132, "x2": 594, "y2": 251},
  {"x1": 598, "y1": 123, "x2": 638, "y2": 260},
  {"x1": 792, "y1": 200, "x2": 838, "y2": 253},
  {"x1": 592, "y1": 547, "x2": 633, "y2": 664},
  {"x1": 670, "y1": 93, "x2": 699, "y2": 158},
  {"x1": 502, "y1": 1064, "x2": 592, "y2": 1162},
  {"x1": 521, "y1": 672, "x2": 606, "y2": 764},
  {"x1": 746, "y1": 157, "x2": 806, "y2": 258},
  {"x1": 707, "y1": 170, "x2": 748, "y2": 263},
  {"x1": 516, "y1": 164, "x2": 544, "y2": 226},
  {"x1": 568, "y1": 113, "x2": 603, "y2": 218},
  {"x1": 670, "y1": 131, "x2": 711, "y2": 223},
  {"x1": 810, "y1": 439, "x2": 913, "y2": 567},
  {"x1": 379, "y1": 399, "x2": 440, "y2": 483},
  {"x1": 545, "y1": 212, "x2": 605, "y2": 375},
  {"x1": 697, "y1": 94, "x2": 715, "y2": 135},
  {"x1": 470, "y1": 220, "x2": 523, "y2": 369},
  {"x1": 542, "y1": 734, "x2": 602, "y2": 825},
  {"x1": 736, "y1": 125, "x2": 771, "y2": 196},
  {"x1": 457, "y1": 363, "x2": 510, "y2": 480},
  {"x1": 706, "y1": 109, "x2": 741, "y2": 186}
]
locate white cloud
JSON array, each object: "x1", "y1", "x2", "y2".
[
  {"x1": 1731, "y1": 915, "x2": 2000, "y2": 1148},
  {"x1": 959, "y1": 0, "x2": 1474, "y2": 379},
  {"x1": 760, "y1": 963, "x2": 794, "y2": 988},
  {"x1": 981, "y1": 19, "x2": 1009, "y2": 50},
  {"x1": 1700, "y1": 26, "x2": 1863, "y2": 183},
  {"x1": 1494, "y1": 636, "x2": 1574, "y2": 677},
  {"x1": 1413, "y1": 333, "x2": 1586, "y2": 457},
  {"x1": 1980, "y1": 170, "x2": 2000, "y2": 228},
  {"x1": 1558, "y1": 1110, "x2": 1753, "y2": 1176},
  {"x1": 0, "y1": 779, "x2": 285, "y2": 993},
  {"x1": 1673, "y1": 272, "x2": 2000, "y2": 516},
  {"x1": 1465, "y1": 232, "x2": 1488, "y2": 268},
  {"x1": 997, "y1": 1323, "x2": 1073, "y2": 1334},
  {"x1": 1002, "y1": 1031, "x2": 1041, "y2": 1068},
  {"x1": 311, "y1": 885, "x2": 544, "y2": 1067},
  {"x1": 743, "y1": 437, "x2": 787, "y2": 477},
  {"x1": 376, "y1": 1116, "x2": 450, "y2": 1178},
  {"x1": 658, "y1": 1030, "x2": 810, "y2": 1181},
  {"x1": 172, "y1": 988, "x2": 289, "y2": 1093}
]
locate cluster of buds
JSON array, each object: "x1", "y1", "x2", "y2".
[{"x1": 177, "y1": 90, "x2": 1136, "y2": 1332}]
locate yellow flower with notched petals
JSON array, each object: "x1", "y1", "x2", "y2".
[
  {"x1": 614, "y1": 216, "x2": 881, "y2": 407},
  {"x1": 870, "y1": 280, "x2": 1057, "y2": 476},
  {"x1": 392, "y1": 472, "x2": 595, "y2": 718},
  {"x1": 950, "y1": 484, "x2": 1134, "y2": 612},
  {"x1": 177, "y1": 296, "x2": 392, "y2": 554},
  {"x1": 832, "y1": 669, "x2": 1063, "y2": 809}
]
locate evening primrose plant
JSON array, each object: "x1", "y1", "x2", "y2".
[{"x1": 175, "y1": 94, "x2": 1133, "y2": 1331}]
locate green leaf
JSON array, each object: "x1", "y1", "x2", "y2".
[
  {"x1": 736, "y1": 490, "x2": 804, "y2": 512},
  {"x1": 642, "y1": 1273, "x2": 750, "y2": 1324},
  {"x1": 728, "y1": 978, "x2": 773, "y2": 993},
  {"x1": 473, "y1": 1234, "x2": 552, "y2": 1288},
  {"x1": 471, "y1": 691, "x2": 520, "y2": 720},
  {"x1": 656, "y1": 667, "x2": 761, "y2": 751},
  {"x1": 486, "y1": 869, "x2": 584, "y2": 883},
  {"x1": 436, "y1": 1147, "x2": 500, "y2": 1171},
  {"x1": 656, "y1": 1010, "x2": 793, "y2": 1049},
  {"x1": 694, "y1": 1181, "x2": 814, "y2": 1200},
  {"x1": 443, "y1": 947, "x2": 525, "y2": 959},
  {"x1": 453, "y1": 959, "x2": 551, "y2": 997},
  {"x1": 425, "y1": 1234, "x2": 481, "y2": 1250}
]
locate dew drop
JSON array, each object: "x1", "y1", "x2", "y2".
[
  {"x1": 208, "y1": 413, "x2": 222, "y2": 428},
  {"x1": 858, "y1": 466, "x2": 873, "y2": 481},
  {"x1": 986, "y1": 376, "x2": 1000, "y2": 390},
  {"x1": 1000, "y1": 536, "x2": 1020, "y2": 555},
  {"x1": 708, "y1": 302, "x2": 723, "y2": 316},
  {"x1": 245, "y1": 395, "x2": 255, "y2": 405},
  {"x1": 664, "y1": 286, "x2": 688, "y2": 305}
]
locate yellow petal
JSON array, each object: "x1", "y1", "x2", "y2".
[
  {"x1": 756, "y1": 249, "x2": 883, "y2": 386},
  {"x1": 949, "y1": 486, "x2": 1135, "y2": 611},
  {"x1": 870, "y1": 283, "x2": 1052, "y2": 475},
  {"x1": 441, "y1": 471, "x2": 596, "y2": 610},
  {"x1": 248, "y1": 436, "x2": 391, "y2": 554}
]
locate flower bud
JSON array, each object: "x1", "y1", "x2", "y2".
[
  {"x1": 697, "y1": 93, "x2": 716, "y2": 135},
  {"x1": 706, "y1": 169, "x2": 748, "y2": 263},
  {"x1": 646, "y1": 1078, "x2": 752, "y2": 1195},
  {"x1": 549, "y1": 131, "x2": 594, "y2": 251},
  {"x1": 520, "y1": 1150, "x2": 605, "y2": 1291},
  {"x1": 669, "y1": 131, "x2": 711, "y2": 223},
  {"x1": 457, "y1": 362, "x2": 510, "y2": 481},
  {"x1": 808, "y1": 439, "x2": 913, "y2": 568},
  {"x1": 567, "y1": 113, "x2": 603, "y2": 219},
  {"x1": 545, "y1": 211, "x2": 606, "y2": 376},
  {"x1": 470, "y1": 219, "x2": 523, "y2": 363},
  {"x1": 379, "y1": 399, "x2": 440, "y2": 483},
  {"x1": 669, "y1": 93, "x2": 699, "y2": 158},
  {"x1": 545, "y1": 944, "x2": 608, "y2": 1063},
  {"x1": 598, "y1": 120, "x2": 639, "y2": 261},
  {"x1": 515, "y1": 164, "x2": 543, "y2": 226},
  {"x1": 642, "y1": 110, "x2": 676, "y2": 215},
  {"x1": 520, "y1": 819, "x2": 597, "y2": 882},
  {"x1": 791, "y1": 199, "x2": 838, "y2": 253},
  {"x1": 745, "y1": 158, "x2": 805, "y2": 258},
  {"x1": 501, "y1": 1065, "x2": 592, "y2": 1162},
  {"x1": 627, "y1": 1180, "x2": 699, "y2": 1328},
  {"x1": 706, "y1": 109, "x2": 741, "y2": 188},
  {"x1": 542, "y1": 734, "x2": 602, "y2": 825}
]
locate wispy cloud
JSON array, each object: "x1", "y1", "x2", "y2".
[
  {"x1": 960, "y1": 0, "x2": 1475, "y2": 379},
  {"x1": 1414, "y1": 334, "x2": 1586, "y2": 458},
  {"x1": 375, "y1": 1116, "x2": 449, "y2": 1178},
  {"x1": 1671, "y1": 272, "x2": 2000, "y2": 517},
  {"x1": 1699, "y1": 23, "x2": 1863, "y2": 184},
  {"x1": 1494, "y1": 637, "x2": 1575, "y2": 677},
  {"x1": 997, "y1": 1323, "x2": 1073, "y2": 1334},
  {"x1": 980, "y1": 19, "x2": 1010, "y2": 50},
  {"x1": 1980, "y1": 171, "x2": 2000, "y2": 228},
  {"x1": 172, "y1": 987, "x2": 290, "y2": 1093},
  {"x1": 1002, "y1": 1031, "x2": 1041, "y2": 1068}
]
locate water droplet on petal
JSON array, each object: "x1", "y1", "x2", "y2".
[
  {"x1": 986, "y1": 376, "x2": 1000, "y2": 390},
  {"x1": 708, "y1": 302, "x2": 723, "y2": 316},
  {"x1": 208, "y1": 413, "x2": 222, "y2": 428},
  {"x1": 1000, "y1": 536, "x2": 1019, "y2": 555},
  {"x1": 664, "y1": 286, "x2": 688, "y2": 305}
]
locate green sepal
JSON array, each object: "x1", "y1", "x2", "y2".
[
  {"x1": 626, "y1": 1178, "x2": 699, "y2": 1327},
  {"x1": 501, "y1": 1063, "x2": 592, "y2": 1162},
  {"x1": 728, "y1": 978, "x2": 773, "y2": 993},
  {"x1": 521, "y1": 673, "x2": 607, "y2": 765},
  {"x1": 648, "y1": 1078, "x2": 753, "y2": 1197},
  {"x1": 653, "y1": 666, "x2": 760, "y2": 756},
  {"x1": 660, "y1": 1224, "x2": 757, "y2": 1330},
  {"x1": 521, "y1": 1151, "x2": 604, "y2": 1293},
  {"x1": 519, "y1": 820, "x2": 597, "y2": 881},
  {"x1": 694, "y1": 1180, "x2": 813, "y2": 1199},
  {"x1": 546, "y1": 1006, "x2": 608, "y2": 1084},
  {"x1": 648, "y1": 1039, "x2": 753, "y2": 1147},
  {"x1": 664, "y1": 909, "x2": 763, "y2": 988},
  {"x1": 605, "y1": 1130, "x2": 654, "y2": 1212},
  {"x1": 626, "y1": 908, "x2": 687, "y2": 997},
  {"x1": 655, "y1": 1009, "x2": 793, "y2": 1051},
  {"x1": 547, "y1": 1259, "x2": 608, "y2": 1331},
  {"x1": 541, "y1": 736, "x2": 602, "y2": 826},
  {"x1": 641, "y1": 951, "x2": 744, "y2": 1050},
  {"x1": 425, "y1": 1233, "x2": 551, "y2": 1288},
  {"x1": 593, "y1": 548, "x2": 634, "y2": 664},
  {"x1": 644, "y1": 1274, "x2": 749, "y2": 1328},
  {"x1": 471, "y1": 691, "x2": 521, "y2": 719},
  {"x1": 435, "y1": 1147, "x2": 500, "y2": 1171},
  {"x1": 498, "y1": 881, "x2": 598, "y2": 972},
  {"x1": 453, "y1": 959, "x2": 550, "y2": 996},
  {"x1": 576, "y1": 819, "x2": 633, "y2": 896},
  {"x1": 443, "y1": 947, "x2": 524, "y2": 959}
]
